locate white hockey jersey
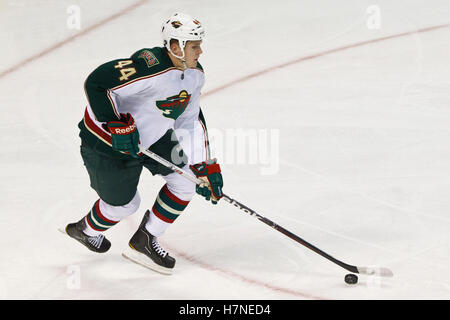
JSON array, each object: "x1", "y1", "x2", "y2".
[{"x1": 79, "y1": 47, "x2": 209, "y2": 165}]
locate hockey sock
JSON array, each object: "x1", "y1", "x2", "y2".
[
  {"x1": 145, "y1": 184, "x2": 190, "y2": 237},
  {"x1": 83, "y1": 199, "x2": 120, "y2": 236}
]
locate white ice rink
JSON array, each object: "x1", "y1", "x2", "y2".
[{"x1": 1, "y1": 0, "x2": 450, "y2": 300}]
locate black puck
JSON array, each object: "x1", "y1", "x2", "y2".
[{"x1": 345, "y1": 273, "x2": 358, "y2": 284}]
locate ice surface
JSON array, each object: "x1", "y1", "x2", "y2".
[{"x1": 1, "y1": 0, "x2": 450, "y2": 299}]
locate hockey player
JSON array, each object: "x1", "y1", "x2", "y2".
[{"x1": 62, "y1": 13, "x2": 223, "y2": 275}]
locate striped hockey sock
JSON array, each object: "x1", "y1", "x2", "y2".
[
  {"x1": 145, "y1": 184, "x2": 190, "y2": 237},
  {"x1": 84, "y1": 199, "x2": 120, "y2": 236}
]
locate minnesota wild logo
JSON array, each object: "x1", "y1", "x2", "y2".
[
  {"x1": 156, "y1": 90, "x2": 191, "y2": 120},
  {"x1": 171, "y1": 21, "x2": 183, "y2": 28}
]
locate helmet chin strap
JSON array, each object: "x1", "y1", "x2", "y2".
[{"x1": 168, "y1": 44, "x2": 188, "y2": 79}]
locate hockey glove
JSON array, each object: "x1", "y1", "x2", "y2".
[
  {"x1": 106, "y1": 113, "x2": 140, "y2": 158},
  {"x1": 190, "y1": 159, "x2": 223, "y2": 204}
]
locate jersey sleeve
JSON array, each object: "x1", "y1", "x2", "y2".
[
  {"x1": 84, "y1": 59, "x2": 137, "y2": 121},
  {"x1": 84, "y1": 48, "x2": 164, "y2": 122}
]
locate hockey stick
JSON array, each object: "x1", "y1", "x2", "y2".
[{"x1": 139, "y1": 146, "x2": 393, "y2": 277}]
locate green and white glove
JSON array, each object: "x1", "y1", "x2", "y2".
[
  {"x1": 190, "y1": 159, "x2": 224, "y2": 204},
  {"x1": 106, "y1": 113, "x2": 140, "y2": 158}
]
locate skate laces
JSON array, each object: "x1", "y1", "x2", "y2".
[
  {"x1": 87, "y1": 234, "x2": 105, "y2": 249},
  {"x1": 151, "y1": 238, "x2": 168, "y2": 257}
]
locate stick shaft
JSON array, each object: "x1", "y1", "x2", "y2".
[
  {"x1": 139, "y1": 147, "x2": 361, "y2": 275},
  {"x1": 220, "y1": 193, "x2": 359, "y2": 273}
]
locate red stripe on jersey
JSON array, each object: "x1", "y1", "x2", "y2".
[{"x1": 83, "y1": 107, "x2": 112, "y2": 144}]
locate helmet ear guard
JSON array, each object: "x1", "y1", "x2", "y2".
[{"x1": 161, "y1": 12, "x2": 205, "y2": 61}]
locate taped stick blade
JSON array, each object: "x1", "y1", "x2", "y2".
[{"x1": 357, "y1": 266, "x2": 394, "y2": 277}]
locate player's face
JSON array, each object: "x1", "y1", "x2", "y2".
[{"x1": 183, "y1": 40, "x2": 203, "y2": 68}]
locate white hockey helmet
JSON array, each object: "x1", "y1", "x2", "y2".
[{"x1": 161, "y1": 12, "x2": 205, "y2": 60}]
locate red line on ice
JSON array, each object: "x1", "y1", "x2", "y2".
[
  {"x1": 166, "y1": 245, "x2": 327, "y2": 300},
  {"x1": 0, "y1": 0, "x2": 149, "y2": 79},
  {"x1": 203, "y1": 23, "x2": 450, "y2": 97}
]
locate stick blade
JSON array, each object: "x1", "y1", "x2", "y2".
[{"x1": 357, "y1": 266, "x2": 394, "y2": 277}]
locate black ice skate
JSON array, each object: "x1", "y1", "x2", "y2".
[
  {"x1": 122, "y1": 210, "x2": 176, "y2": 275},
  {"x1": 61, "y1": 218, "x2": 111, "y2": 253}
]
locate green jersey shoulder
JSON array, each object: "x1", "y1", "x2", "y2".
[
  {"x1": 85, "y1": 47, "x2": 172, "y2": 90},
  {"x1": 130, "y1": 47, "x2": 173, "y2": 74}
]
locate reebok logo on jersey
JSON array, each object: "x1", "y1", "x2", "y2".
[{"x1": 156, "y1": 90, "x2": 191, "y2": 120}]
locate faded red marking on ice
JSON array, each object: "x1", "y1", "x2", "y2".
[
  {"x1": 1, "y1": 8, "x2": 448, "y2": 298},
  {"x1": 0, "y1": 0, "x2": 149, "y2": 79},
  {"x1": 203, "y1": 23, "x2": 450, "y2": 97},
  {"x1": 165, "y1": 245, "x2": 326, "y2": 300}
]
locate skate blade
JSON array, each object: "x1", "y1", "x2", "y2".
[
  {"x1": 122, "y1": 246, "x2": 173, "y2": 275},
  {"x1": 58, "y1": 226, "x2": 68, "y2": 235}
]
